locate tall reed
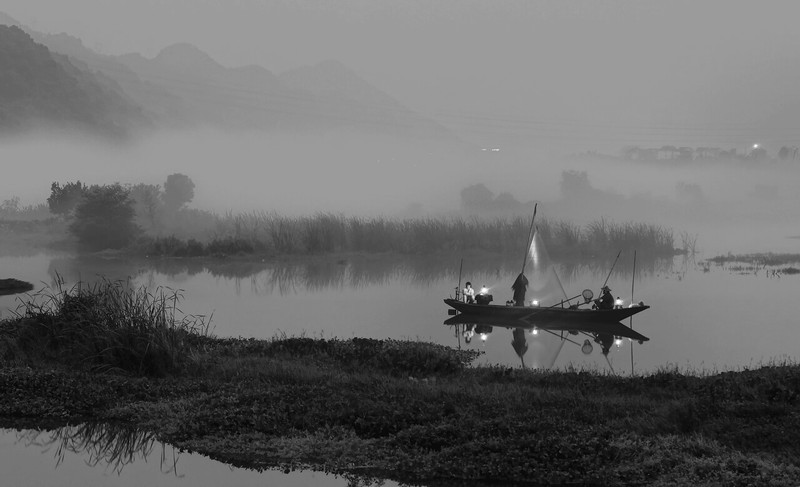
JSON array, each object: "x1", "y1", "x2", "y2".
[
  {"x1": 2, "y1": 276, "x2": 212, "y2": 376},
  {"x1": 140, "y1": 212, "x2": 677, "y2": 258}
]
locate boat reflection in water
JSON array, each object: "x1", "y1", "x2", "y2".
[
  {"x1": 444, "y1": 312, "x2": 649, "y2": 371},
  {"x1": 444, "y1": 207, "x2": 650, "y2": 371}
]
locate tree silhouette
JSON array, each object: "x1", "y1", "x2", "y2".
[
  {"x1": 47, "y1": 181, "x2": 87, "y2": 217},
  {"x1": 163, "y1": 173, "x2": 195, "y2": 212},
  {"x1": 69, "y1": 184, "x2": 140, "y2": 250}
]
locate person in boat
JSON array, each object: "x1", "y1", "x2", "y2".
[
  {"x1": 511, "y1": 273, "x2": 528, "y2": 306},
  {"x1": 463, "y1": 324, "x2": 475, "y2": 343},
  {"x1": 595, "y1": 285, "x2": 614, "y2": 310},
  {"x1": 595, "y1": 333, "x2": 614, "y2": 356},
  {"x1": 475, "y1": 285, "x2": 492, "y2": 305},
  {"x1": 511, "y1": 327, "x2": 528, "y2": 368},
  {"x1": 463, "y1": 282, "x2": 476, "y2": 303}
]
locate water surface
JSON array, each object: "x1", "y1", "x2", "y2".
[
  {"x1": 1, "y1": 249, "x2": 798, "y2": 374},
  {"x1": 0, "y1": 424, "x2": 396, "y2": 487}
]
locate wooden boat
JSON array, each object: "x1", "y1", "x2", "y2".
[
  {"x1": 444, "y1": 298, "x2": 649, "y2": 327},
  {"x1": 444, "y1": 204, "x2": 650, "y2": 344}
]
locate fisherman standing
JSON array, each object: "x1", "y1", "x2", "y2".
[{"x1": 511, "y1": 273, "x2": 528, "y2": 306}]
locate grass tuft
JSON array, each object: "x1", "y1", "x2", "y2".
[{"x1": 0, "y1": 276, "x2": 212, "y2": 377}]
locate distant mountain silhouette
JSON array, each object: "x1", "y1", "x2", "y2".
[
  {"x1": 0, "y1": 24, "x2": 148, "y2": 137},
  {"x1": 279, "y1": 60, "x2": 451, "y2": 138},
  {"x1": 113, "y1": 43, "x2": 455, "y2": 137},
  {"x1": 0, "y1": 11, "x2": 457, "y2": 141}
]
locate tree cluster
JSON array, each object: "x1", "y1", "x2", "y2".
[
  {"x1": 460, "y1": 183, "x2": 532, "y2": 215},
  {"x1": 47, "y1": 173, "x2": 195, "y2": 250}
]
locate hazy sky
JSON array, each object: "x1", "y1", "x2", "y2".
[
  {"x1": 4, "y1": 0, "x2": 800, "y2": 225},
  {"x1": 6, "y1": 0, "x2": 800, "y2": 153}
]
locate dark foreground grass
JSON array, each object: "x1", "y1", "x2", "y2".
[{"x1": 1, "y1": 286, "x2": 799, "y2": 486}]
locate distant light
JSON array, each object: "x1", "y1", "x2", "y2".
[
  {"x1": 491, "y1": 148, "x2": 500, "y2": 152},
  {"x1": 753, "y1": 144, "x2": 760, "y2": 149}
]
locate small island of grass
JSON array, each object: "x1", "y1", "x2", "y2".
[
  {"x1": 1, "y1": 281, "x2": 799, "y2": 486},
  {"x1": 0, "y1": 278, "x2": 34, "y2": 296},
  {"x1": 706, "y1": 253, "x2": 800, "y2": 277}
]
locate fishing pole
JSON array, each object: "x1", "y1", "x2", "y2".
[
  {"x1": 456, "y1": 257, "x2": 464, "y2": 301},
  {"x1": 539, "y1": 327, "x2": 581, "y2": 346},
  {"x1": 519, "y1": 292, "x2": 586, "y2": 321},
  {"x1": 630, "y1": 250, "x2": 636, "y2": 375},
  {"x1": 519, "y1": 203, "x2": 537, "y2": 276},
  {"x1": 601, "y1": 249, "x2": 623, "y2": 289}
]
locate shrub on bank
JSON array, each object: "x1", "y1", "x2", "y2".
[{"x1": 0, "y1": 278, "x2": 211, "y2": 376}]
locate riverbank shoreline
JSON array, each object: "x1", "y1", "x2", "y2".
[{"x1": 1, "y1": 336, "x2": 799, "y2": 486}]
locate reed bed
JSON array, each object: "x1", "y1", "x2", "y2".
[
  {"x1": 0, "y1": 277, "x2": 212, "y2": 376},
  {"x1": 142, "y1": 212, "x2": 677, "y2": 258}
]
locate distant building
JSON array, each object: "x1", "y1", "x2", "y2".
[
  {"x1": 695, "y1": 147, "x2": 722, "y2": 160},
  {"x1": 657, "y1": 146, "x2": 680, "y2": 160}
]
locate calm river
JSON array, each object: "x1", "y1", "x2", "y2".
[
  {"x1": 2, "y1": 247, "x2": 799, "y2": 375},
  {"x1": 2, "y1": 245, "x2": 799, "y2": 486}
]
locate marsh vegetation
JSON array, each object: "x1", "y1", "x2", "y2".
[
  {"x1": 1, "y1": 284, "x2": 799, "y2": 486},
  {"x1": 706, "y1": 253, "x2": 800, "y2": 277}
]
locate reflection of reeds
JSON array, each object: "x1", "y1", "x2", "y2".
[
  {"x1": 13, "y1": 422, "x2": 180, "y2": 476},
  {"x1": 3, "y1": 277, "x2": 212, "y2": 376}
]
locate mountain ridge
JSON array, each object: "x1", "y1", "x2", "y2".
[
  {"x1": 0, "y1": 24, "x2": 148, "y2": 137},
  {"x1": 0, "y1": 12, "x2": 459, "y2": 142}
]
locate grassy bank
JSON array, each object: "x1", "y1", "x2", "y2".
[{"x1": 1, "y1": 284, "x2": 799, "y2": 486}]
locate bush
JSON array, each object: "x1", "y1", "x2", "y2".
[{"x1": 68, "y1": 184, "x2": 140, "y2": 250}]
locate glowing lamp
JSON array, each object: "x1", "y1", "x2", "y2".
[
  {"x1": 480, "y1": 333, "x2": 488, "y2": 341},
  {"x1": 531, "y1": 327, "x2": 538, "y2": 335},
  {"x1": 614, "y1": 338, "x2": 623, "y2": 347},
  {"x1": 615, "y1": 298, "x2": 624, "y2": 307}
]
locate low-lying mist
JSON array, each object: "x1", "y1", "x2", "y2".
[
  {"x1": 3, "y1": 128, "x2": 798, "y2": 254},
  {"x1": 1, "y1": 128, "x2": 478, "y2": 216}
]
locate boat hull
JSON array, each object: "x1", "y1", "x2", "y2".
[{"x1": 444, "y1": 298, "x2": 649, "y2": 326}]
